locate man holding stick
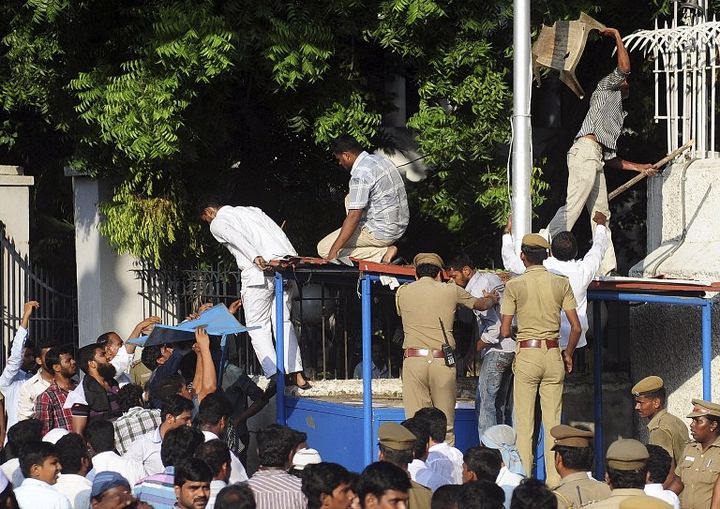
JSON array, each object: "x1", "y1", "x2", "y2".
[{"x1": 547, "y1": 27, "x2": 656, "y2": 276}]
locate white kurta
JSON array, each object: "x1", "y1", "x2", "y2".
[{"x1": 0, "y1": 326, "x2": 33, "y2": 429}]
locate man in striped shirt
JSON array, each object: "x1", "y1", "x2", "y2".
[
  {"x1": 547, "y1": 27, "x2": 656, "y2": 276},
  {"x1": 318, "y1": 134, "x2": 409, "y2": 263}
]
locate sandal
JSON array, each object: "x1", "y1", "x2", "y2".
[{"x1": 286, "y1": 372, "x2": 312, "y2": 390}]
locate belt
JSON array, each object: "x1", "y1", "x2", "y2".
[
  {"x1": 404, "y1": 348, "x2": 445, "y2": 359},
  {"x1": 518, "y1": 339, "x2": 559, "y2": 349}
]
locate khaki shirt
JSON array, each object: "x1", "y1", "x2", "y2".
[
  {"x1": 396, "y1": 277, "x2": 476, "y2": 349},
  {"x1": 648, "y1": 409, "x2": 689, "y2": 466},
  {"x1": 581, "y1": 489, "x2": 647, "y2": 509},
  {"x1": 676, "y1": 436, "x2": 720, "y2": 509},
  {"x1": 500, "y1": 265, "x2": 577, "y2": 341},
  {"x1": 408, "y1": 480, "x2": 432, "y2": 509},
  {"x1": 553, "y1": 472, "x2": 611, "y2": 509},
  {"x1": 129, "y1": 360, "x2": 152, "y2": 388}
]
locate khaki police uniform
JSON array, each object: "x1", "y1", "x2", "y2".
[
  {"x1": 396, "y1": 253, "x2": 480, "y2": 446},
  {"x1": 378, "y1": 423, "x2": 432, "y2": 509},
  {"x1": 550, "y1": 425, "x2": 611, "y2": 509},
  {"x1": 583, "y1": 439, "x2": 650, "y2": 509},
  {"x1": 676, "y1": 399, "x2": 720, "y2": 509},
  {"x1": 619, "y1": 497, "x2": 672, "y2": 509},
  {"x1": 129, "y1": 359, "x2": 152, "y2": 387},
  {"x1": 631, "y1": 376, "x2": 688, "y2": 466},
  {"x1": 500, "y1": 235, "x2": 577, "y2": 484}
]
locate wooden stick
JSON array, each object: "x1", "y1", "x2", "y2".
[{"x1": 608, "y1": 139, "x2": 694, "y2": 201}]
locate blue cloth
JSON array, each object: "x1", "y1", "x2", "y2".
[
  {"x1": 476, "y1": 350, "x2": 515, "y2": 440},
  {"x1": 133, "y1": 466, "x2": 176, "y2": 509},
  {"x1": 91, "y1": 471, "x2": 130, "y2": 499},
  {"x1": 481, "y1": 425, "x2": 525, "y2": 477}
]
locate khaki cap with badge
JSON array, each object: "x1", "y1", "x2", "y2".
[
  {"x1": 631, "y1": 376, "x2": 664, "y2": 397},
  {"x1": 606, "y1": 439, "x2": 649, "y2": 470},
  {"x1": 413, "y1": 253, "x2": 444, "y2": 269},
  {"x1": 378, "y1": 422, "x2": 417, "y2": 451},
  {"x1": 686, "y1": 399, "x2": 720, "y2": 418},
  {"x1": 550, "y1": 424, "x2": 594, "y2": 449},
  {"x1": 521, "y1": 234, "x2": 550, "y2": 250}
]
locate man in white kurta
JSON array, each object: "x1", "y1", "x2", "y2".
[{"x1": 199, "y1": 202, "x2": 304, "y2": 382}]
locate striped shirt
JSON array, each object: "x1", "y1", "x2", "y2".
[
  {"x1": 133, "y1": 466, "x2": 176, "y2": 509},
  {"x1": 114, "y1": 407, "x2": 162, "y2": 455},
  {"x1": 576, "y1": 67, "x2": 630, "y2": 160},
  {"x1": 347, "y1": 151, "x2": 409, "y2": 241},
  {"x1": 246, "y1": 469, "x2": 306, "y2": 509}
]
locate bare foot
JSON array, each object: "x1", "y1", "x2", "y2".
[{"x1": 381, "y1": 245, "x2": 398, "y2": 263}]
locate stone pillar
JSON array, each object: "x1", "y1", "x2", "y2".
[{"x1": 65, "y1": 169, "x2": 145, "y2": 346}]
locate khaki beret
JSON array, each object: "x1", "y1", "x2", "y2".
[
  {"x1": 606, "y1": 439, "x2": 649, "y2": 470},
  {"x1": 687, "y1": 399, "x2": 720, "y2": 418},
  {"x1": 413, "y1": 253, "x2": 444, "y2": 269},
  {"x1": 550, "y1": 424, "x2": 594, "y2": 449},
  {"x1": 378, "y1": 423, "x2": 417, "y2": 451},
  {"x1": 521, "y1": 234, "x2": 550, "y2": 250},
  {"x1": 619, "y1": 496, "x2": 672, "y2": 509},
  {"x1": 631, "y1": 376, "x2": 664, "y2": 397}
]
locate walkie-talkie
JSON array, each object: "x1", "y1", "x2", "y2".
[{"x1": 438, "y1": 318, "x2": 456, "y2": 367}]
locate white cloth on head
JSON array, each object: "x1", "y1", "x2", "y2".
[
  {"x1": 481, "y1": 425, "x2": 525, "y2": 477},
  {"x1": 292, "y1": 448, "x2": 322, "y2": 471},
  {"x1": 426, "y1": 442, "x2": 463, "y2": 485},
  {"x1": 0, "y1": 458, "x2": 24, "y2": 488},
  {"x1": 15, "y1": 478, "x2": 72, "y2": 509},
  {"x1": 201, "y1": 430, "x2": 248, "y2": 483},
  {"x1": 645, "y1": 484, "x2": 680, "y2": 509},
  {"x1": 123, "y1": 427, "x2": 163, "y2": 477},
  {"x1": 0, "y1": 326, "x2": 33, "y2": 429},
  {"x1": 53, "y1": 473, "x2": 92, "y2": 509},
  {"x1": 43, "y1": 428, "x2": 70, "y2": 444}
]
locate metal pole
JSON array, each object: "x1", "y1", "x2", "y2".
[
  {"x1": 702, "y1": 301, "x2": 713, "y2": 400},
  {"x1": 361, "y1": 275, "x2": 373, "y2": 467},
  {"x1": 593, "y1": 301, "x2": 604, "y2": 479},
  {"x1": 511, "y1": 0, "x2": 533, "y2": 246},
  {"x1": 275, "y1": 272, "x2": 286, "y2": 424}
]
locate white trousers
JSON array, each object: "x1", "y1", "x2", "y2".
[{"x1": 241, "y1": 277, "x2": 303, "y2": 377}]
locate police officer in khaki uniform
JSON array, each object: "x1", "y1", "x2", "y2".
[
  {"x1": 397, "y1": 253, "x2": 498, "y2": 446},
  {"x1": 675, "y1": 399, "x2": 720, "y2": 509},
  {"x1": 550, "y1": 425, "x2": 611, "y2": 509},
  {"x1": 583, "y1": 439, "x2": 650, "y2": 509},
  {"x1": 619, "y1": 496, "x2": 672, "y2": 509},
  {"x1": 631, "y1": 376, "x2": 688, "y2": 468},
  {"x1": 378, "y1": 422, "x2": 432, "y2": 509},
  {"x1": 499, "y1": 234, "x2": 581, "y2": 485}
]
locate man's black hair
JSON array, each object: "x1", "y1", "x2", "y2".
[
  {"x1": 458, "y1": 480, "x2": 505, "y2": 509},
  {"x1": 414, "y1": 407, "x2": 447, "y2": 443},
  {"x1": 606, "y1": 466, "x2": 648, "y2": 489},
  {"x1": 43, "y1": 345, "x2": 73, "y2": 373},
  {"x1": 292, "y1": 429, "x2": 308, "y2": 449},
  {"x1": 117, "y1": 383, "x2": 145, "y2": 413},
  {"x1": 174, "y1": 457, "x2": 213, "y2": 487},
  {"x1": 160, "y1": 394, "x2": 194, "y2": 422},
  {"x1": 197, "y1": 392, "x2": 231, "y2": 427},
  {"x1": 520, "y1": 244, "x2": 548, "y2": 265},
  {"x1": 55, "y1": 433, "x2": 88, "y2": 475},
  {"x1": 77, "y1": 343, "x2": 104, "y2": 373},
  {"x1": 196, "y1": 195, "x2": 224, "y2": 217},
  {"x1": 379, "y1": 444, "x2": 413, "y2": 470},
  {"x1": 6, "y1": 418, "x2": 43, "y2": 459},
  {"x1": 357, "y1": 461, "x2": 411, "y2": 508},
  {"x1": 153, "y1": 374, "x2": 188, "y2": 407},
  {"x1": 402, "y1": 418, "x2": 430, "y2": 460},
  {"x1": 194, "y1": 440, "x2": 231, "y2": 478},
  {"x1": 551, "y1": 232, "x2": 578, "y2": 261},
  {"x1": 256, "y1": 424, "x2": 298, "y2": 468},
  {"x1": 416, "y1": 264, "x2": 442, "y2": 279},
  {"x1": 85, "y1": 419, "x2": 116, "y2": 453},
  {"x1": 32, "y1": 338, "x2": 56, "y2": 358},
  {"x1": 646, "y1": 444, "x2": 672, "y2": 484},
  {"x1": 302, "y1": 462, "x2": 352, "y2": 509},
  {"x1": 19, "y1": 441, "x2": 58, "y2": 478},
  {"x1": 161, "y1": 426, "x2": 204, "y2": 467},
  {"x1": 464, "y1": 446, "x2": 502, "y2": 482},
  {"x1": 510, "y1": 478, "x2": 557, "y2": 509},
  {"x1": 330, "y1": 134, "x2": 363, "y2": 154},
  {"x1": 141, "y1": 344, "x2": 163, "y2": 371},
  {"x1": 215, "y1": 483, "x2": 256, "y2": 509},
  {"x1": 553, "y1": 444, "x2": 593, "y2": 472},
  {"x1": 447, "y1": 254, "x2": 474, "y2": 270},
  {"x1": 432, "y1": 484, "x2": 462, "y2": 509}
]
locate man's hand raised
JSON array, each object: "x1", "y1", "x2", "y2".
[
  {"x1": 21, "y1": 301, "x2": 39, "y2": 329},
  {"x1": 592, "y1": 211, "x2": 608, "y2": 226}
]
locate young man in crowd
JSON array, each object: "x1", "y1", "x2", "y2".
[
  {"x1": 301, "y1": 462, "x2": 354, "y2": 509},
  {"x1": 112, "y1": 383, "x2": 162, "y2": 455},
  {"x1": 16, "y1": 336, "x2": 55, "y2": 423},
  {"x1": 86, "y1": 419, "x2": 143, "y2": 486},
  {"x1": 96, "y1": 315, "x2": 160, "y2": 385},
  {"x1": 194, "y1": 440, "x2": 231, "y2": 509},
  {"x1": 462, "y1": 446, "x2": 517, "y2": 508},
  {"x1": 643, "y1": 445, "x2": 679, "y2": 509},
  {"x1": 415, "y1": 407, "x2": 464, "y2": 485},
  {"x1": 355, "y1": 461, "x2": 411, "y2": 509},
  {"x1": 457, "y1": 480, "x2": 505, "y2": 509},
  {"x1": 89, "y1": 471, "x2": 150, "y2": 509},
  {"x1": 174, "y1": 458, "x2": 212, "y2": 509},
  {"x1": 196, "y1": 392, "x2": 248, "y2": 483},
  {"x1": 215, "y1": 484, "x2": 256, "y2": 509},
  {"x1": 14, "y1": 441, "x2": 72, "y2": 509},
  {"x1": 403, "y1": 417, "x2": 447, "y2": 492},
  {"x1": 54, "y1": 433, "x2": 92, "y2": 509},
  {"x1": 1, "y1": 418, "x2": 43, "y2": 488},
  {"x1": 34, "y1": 345, "x2": 77, "y2": 435}
]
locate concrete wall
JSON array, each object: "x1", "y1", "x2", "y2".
[{"x1": 67, "y1": 170, "x2": 144, "y2": 346}]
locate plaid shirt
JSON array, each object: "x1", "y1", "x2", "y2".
[
  {"x1": 34, "y1": 381, "x2": 76, "y2": 436},
  {"x1": 113, "y1": 407, "x2": 162, "y2": 455}
]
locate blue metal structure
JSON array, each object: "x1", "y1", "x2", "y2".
[{"x1": 587, "y1": 290, "x2": 714, "y2": 478}]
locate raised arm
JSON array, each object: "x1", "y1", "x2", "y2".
[
  {"x1": 0, "y1": 302, "x2": 37, "y2": 390},
  {"x1": 193, "y1": 328, "x2": 216, "y2": 401},
  {"x1": 601, "y1": 28, "x2": 630, "y2": 73}
]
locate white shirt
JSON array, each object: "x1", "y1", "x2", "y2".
[
  {"x1": 90, "y1": 450, "x2": 143, "y2": 486},
  {"x1": 645, "y1": 484, "x2": 680, "y2": 509},
  {"x1": 408, "y1": 459, "x2": 448, "y2": 492},
  {"x1": 426, "y1": 442, "x2": 464, "y2": 485},
  {"x1": 496, "y1": 466, "x2": 523, "y2": 509},
  {"x1": 501, "y1": 225, "x2": 609, "y2": 348},
  {"x1": 464, "y1": 272, "x2": 515, "y2": 355},
  {"x1": 110, "y1": 348, "x2": 133, "y2": 386},
  {"x1": 0, "y1": 327, "x2": 33, "y2": 428},
  {"x1": 1, "y1": 458, "x2": 24, "y2": 487},
  {"x1": 124, "y1": 427, "x2": 164, "y2": 477},
  {"x1": 210, "y1": 206, "x2": 297, "y2": 287},
  {"x1": 201, "y1": 430, "x2": 249, "y2": 483},
  {"x1": 17, "y1": 370, "x2": 52, "y2": 422},
  {"x1": 54, "y1": 474, "x2": 91, "y2": 509},
  {"x1": 15, "y1": 478, "x2": 72, "y2": 509},
  {"x1": 207, "y1": 479, "x2": 228, "y2": 509}
]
